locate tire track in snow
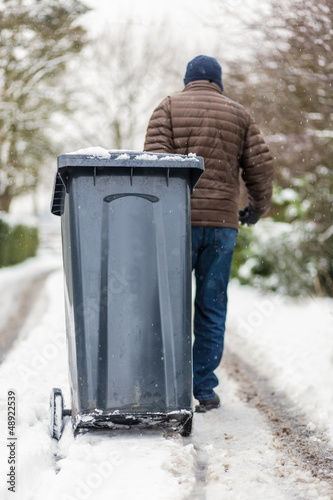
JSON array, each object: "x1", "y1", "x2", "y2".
[
  {"x1": 223, "y1": 348, "x2": 333, "y2": 491},
  {"x1": 189, "y1": 442, "x2": 209, "y2": 500},
  {"x1": 185, "y1": 373, "x2": 288, "y2": 500},
  {"x1": 0, "y1": 270, "x2": 53, "y2": 363}
]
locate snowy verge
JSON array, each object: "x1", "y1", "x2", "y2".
[{"x1": 226, "y1": 280, "x2": 333, "y2": 445}]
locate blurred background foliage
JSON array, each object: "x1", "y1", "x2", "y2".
[
  {"x1": 0, "y1": 217, "x2": 39, "y2": 266},
  {"x1": 0, "y1": 0, "x2": 331, "y2": 296},
  {"x1": 227, "y1": 0, "x2": 333, "y2": 297}
]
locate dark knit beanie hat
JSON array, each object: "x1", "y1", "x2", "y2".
[{"x1": 184, "y1": 55, "x2": 223, "y2": 91}]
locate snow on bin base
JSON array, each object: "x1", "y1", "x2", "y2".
[
  {"x1": 49, "y1": 387, "x2": 193, "y2": 439},
  {"x1": 50, "y1": 150, "x2": 204, "y2": 440},
  {"x1": 73, "y1": 409, "x2": 193, "y2": 437}
]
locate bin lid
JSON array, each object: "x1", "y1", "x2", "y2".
[{"x1": 51, "y1": 149, "x2": 204, "y2": 216}]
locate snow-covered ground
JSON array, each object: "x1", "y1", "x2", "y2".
[
  {"x1": 227, "y1": 282, "x2": 333, "y2": 445},
  {"x1": 0, "y1": 216, "x2": 333, "y2": 499}
]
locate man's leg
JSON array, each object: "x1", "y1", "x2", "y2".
[{"x1": 192, "y1": 227, "x2": 237, "y2": 402}]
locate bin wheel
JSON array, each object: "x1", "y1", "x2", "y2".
[
  {"x1": 50, "y1": 388, "x2": 65, "y2": 440},
  {"x1": 180, "y1": 414, "x2": 193, "y2": 437}
]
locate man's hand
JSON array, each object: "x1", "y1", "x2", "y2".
[{"x1": 238, "y1": 205, "x2": 261, "y2": 226}]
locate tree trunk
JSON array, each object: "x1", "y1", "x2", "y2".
[{"x1": 0, "y1": 191, "x2": 13, "y2": 213}]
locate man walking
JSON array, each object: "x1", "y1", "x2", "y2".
[{"x1": 144, "y1": 55, "x2": 274, "y2": 412}]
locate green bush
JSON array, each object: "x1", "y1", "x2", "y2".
[
  {"x1": 232, "y1": 219, "x2": 333, "y2": 297},
  {"x1": 0, "y1": 218, "x2": 39, "y2": 268}
]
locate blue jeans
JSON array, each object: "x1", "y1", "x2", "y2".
[{"x1": 192, "y1": 227, "x2": 238, "y2": 401}]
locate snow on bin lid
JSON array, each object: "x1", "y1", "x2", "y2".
[
  {"x1": 60, "y1": 148, "x2": 203, "y2": 168},
  {"x1": 58, "y1": 148, "x2": 204, "y2": 190},
  {"x1": 67, "y1": 146, "x2": 112, "y2": 158}
]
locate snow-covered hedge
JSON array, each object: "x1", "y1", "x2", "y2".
[
  {"x1": 0, "y1": 216, "x2": 39, "y2": 267},
  {"x1": 232, "y1": 219, "x2": 330, "y2": 297}
]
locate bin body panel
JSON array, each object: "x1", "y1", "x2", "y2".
[{"x1": 60, "y1": 164, "x2": 195, "y2": 419}]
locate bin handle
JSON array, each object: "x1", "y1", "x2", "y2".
[
  {"x1": 103, "y1": 193, "x2": 159, "y2": 203},
  {"x1": 58, "y1": 171, "x2": 67, "y2": 191}
]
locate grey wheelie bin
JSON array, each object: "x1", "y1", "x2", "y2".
[{"x1": 49, "y1": 149, "x2": 204, "y2": 439}]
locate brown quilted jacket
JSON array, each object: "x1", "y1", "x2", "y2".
[{"x1": 144, "y1": 81, "x2": 274, "y2": 229}]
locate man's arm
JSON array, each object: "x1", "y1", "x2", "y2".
[
  {"x1": 144, "y1": 97, "x2": 174, "y2": 153},
  {"x1": 240, "y1": 118, "x2": 274, "y2": 216}
]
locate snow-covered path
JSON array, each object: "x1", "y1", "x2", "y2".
[{"x1": 1, "y1": 224, "x2": 333, "y2": 499}]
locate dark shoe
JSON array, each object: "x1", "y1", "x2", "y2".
[{"x1": 195, "y1": 392, "x2": 220, "y2": 413}]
